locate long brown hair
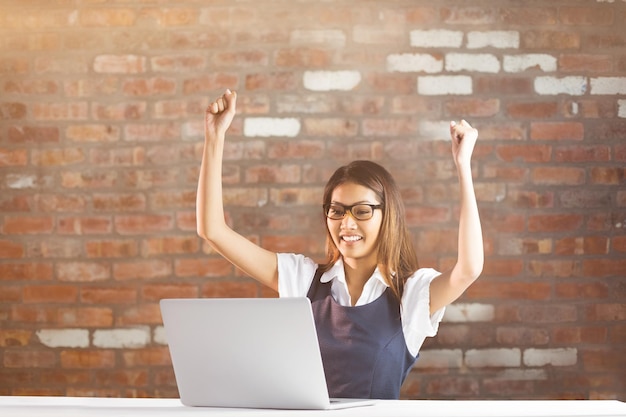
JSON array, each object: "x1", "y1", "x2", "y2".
[{"x1": 317, "y1": 160, "x2": 419, "y2": 301}]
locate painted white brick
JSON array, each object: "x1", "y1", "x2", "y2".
[
  {"x1": 415, "y1": 349, "x2": 463, "y2": 368},
  {"x1": 590, "y1": 77, "x2": 626, "y2": 95},
  {"x1": 410, "y1": 30, "x2": 464, "y2": 48},
  {"x1": 36, "y1": 329, "x2": 89, "y2": 348},
  {"x1": 534, "y1": 76, "x2": 587, "y2": 96},
  {"x1": 446, "y1": 53, "x2": 500, "y2": 73},
  {"x1": 243, "y1": 117, "x2": 301, "y2": 138},
  {"x1": 418, "y1": 120, "x2": 451, "y2": 141},
  {"x1": 618, "y1": 99, "x2": 626, "y2": 118},
  {"x1": 523, "y1": 348, "x2": 578, "y2": 367},
  {"x1": 6, "y1": 174, "x2": 37, "y2": 189},
  {"x1": 153, "y1": 326, "x2": 167, "y2": 345},
  {"x1": 290, "y1": 30, "x2": 346, "y2": 47},
  {"x1": 386, "y1": 53, "x2": 443, "y2": 73},
  {"x1": 303, "y1": 70, "x2": 361, "y2": 91},
  {"x1": 465, "y1": 348, "x2": 521, "y2": 367},
  {"x1": 503, "y1": 54, "x2": 557, "y2": 73},
  {"x1": 417, "y1": 75, "x2": 473, "y2": 96},
  {"x1": 467, "y1": 31, "x2": 520, "y2": 49},
  {"x1": 92, "y1": 328, "x2": 150, "y2": 349},
  {"x1": 443, "y1": 303, "x2": 495, "y2": 322}
]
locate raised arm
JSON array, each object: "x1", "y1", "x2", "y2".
[
  {"x1": 429, "y1": 120, "x2": 484, "y2": 314},
  {"x1": 196, "y1": 90, "x2": 278, "y2": 291}
]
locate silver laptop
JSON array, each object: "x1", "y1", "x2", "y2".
[{"x1": 159, "y1": 297, "x2": 376, "y2": 410}]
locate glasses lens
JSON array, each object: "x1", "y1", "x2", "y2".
[
  {"x1": 352, "y1": 204, "x2": 373, "y2": 220},
  {"x1": 325, "y1": 204, "x2": 345, "y2": 219}
]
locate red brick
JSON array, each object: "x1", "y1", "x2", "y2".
[
  {"x1": 506, "y1": 190, "x2": 554, "y2": 209},
  {"x1": 122, "y1": 347, "x2": 171, "y2": 367},
  {"x1": 79, "y1": 9, "x2": 135, "y2": 27},
  {"x1": 214, "y1": 50, "x2": 270, "y2": 67},
  {"x1": 560, "y1": 7, "x2": 614, "y2": 25},
  {"x1": 93, "y1": 369, "x2": 149, "y2": 388},
  {"x1": 143, "y1": 236, "x2": 198, "y2": 256},
  {"x1": 531, "y1": 166, "x2": 585, "y2": 185},
  {"x1": 475, "y1": 77, "x2": 533, "y2": 95},
  {"x1": 552, "y1": 326, "x2": 608, "y2": 344},
  {"x1": 559, "y1": 54, "x2": 613, "y2": 73},
  {"x1": 58, "y1": 216, "x2": 112, "y2": 234},
  {"x1": 56, "y1": 261, "x2": 110, "y2": 282},
  {"x1": 60, "y1": 350, "x2": 116, "y2": 369},
  {"x1": 57, "y1": 307, "x2": 113, "y2": 327},
  {"x1": 506, "y1": 102, "x2": 558, "y2": 119},
  {"x1": 582, "y1": 259, "x2": 626, "y2": 277},
  {"x1": 554, "y1": 145, "x2": 610, "y2": 162},
  {"x1": 0, "y1": 240, "x2": 24, "y2": 258},
  {"x1": 35, "y1": 194, "x2": 86, "y2": 212},
  {"x1": 466, "y1": 281, "x2": 552, "y2": 301},
  {"x1": 141, "y1": 283, "x2": 198, "y2": 300},
  {"x1": 31, "y1": 148, "x2": 85, "y2": 166},
  {"x1": 499, "y1": 7, "x2": 557, "y2": 25},
  {"x1": 23, "y1": 285, "x2": 78, "y2": 303},
  {"x1": 0, "y1": 330, "x2": 32, "y2": 347},
  {"x1": 174, "y1": 258, "x2": 233, "y2": 278},
  {"x1": 114, "y1": 214, "x2": 173, "y2": 235},
  {"x1": 531, "y1": 122, "x2": 584, "y2": 140},
  {"x1": 8, "y1": 126, "x2": 60, "y2": 143},
  {"x1": 522, "y1": 31, "x2": 580, "y2": 49},
  {"x1": 612, "y1": 236, "x2": 626, "y2": 253},
  {"x1": 555, "y1": 282, "x2": 609, "y2": 299},
  {"x1": 201, "y1": 281, "x2": 260, "y2": 298},
  {"x1": 496, "y1": 326, "x2": 549, "y2": 346},
  {"x1": 528, "y1": 214, "x2": 583, "y2": 233},
  {"x1": 496, "y1": 144, "x2": 551, "y2": 163},
  {"x1": 528, "y1": 260, "x2": 577, "y2": 278},
  {"x1": 4, "y1": 349, "x2": 57, "y2": 368},
  {"x1": 481, "y1": 259, "x2": 524, "y2": 278},
  {"x1": 118, "y1": 303, "x2": 163, "y2": 325},
  {"x1": 3, "y1": 215, "x2": 54, "y2": 234},
  {"x1": 444, "y1": 98, "x2": 500, "y2": 118},
  {"x1": 80, "y1": 287, "x2": 137, "y2": 304},
  {"x1": 0, "y1": 262, "x2": 54, "y2": 281},
  {"x1": 0, "y1": 148, "x2": 28, "y2": 166},
  {"x1": 245, "y1": 72, "x2": 297, "y2": 91},
  {"x1": 113, "y1": 259, "x2": 172, "y2": 281},
  {"x1": 274, "y1": 48, "x2": 332, "y2": 68},
  {"x1": 39, "y1": 370, "x2": 91, "y2": 385},
  {"x1": 555, "y1": 236, "x2": 609, "y2": 255},
  {"x1": 85, "y1": 239, "x2": 139, "y2": 258},
  {"x1": 589, "y1": 167, "x2": 625, "y2": 185}
]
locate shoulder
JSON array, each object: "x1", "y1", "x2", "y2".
[{"x1": 277, "y1": 253, "x2": 318, "y2": 297}]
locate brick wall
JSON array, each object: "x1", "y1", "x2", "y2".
[{"x1": 1, "y1": 0, "x2": 625, "y2": 400}]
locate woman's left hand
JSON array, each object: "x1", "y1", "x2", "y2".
[{"x1": 450, "y1": 120, "x2": 478, "y2": 169}]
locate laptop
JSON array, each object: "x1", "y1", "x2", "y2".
[{"x1": 159, "y1": 297, "x2": 376, "y2": 410}]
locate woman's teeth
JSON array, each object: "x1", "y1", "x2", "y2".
[{"x1": 342, "y1": 235, "x2": 362, "y2": 242}]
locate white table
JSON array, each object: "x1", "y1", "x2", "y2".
[{"x1": 1, "y1": 396, "x2": 625, "y2": 417}]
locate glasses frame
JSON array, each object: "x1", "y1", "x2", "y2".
[{"x1": 323, "y1": 203, "x2": 383, "y2": 221}]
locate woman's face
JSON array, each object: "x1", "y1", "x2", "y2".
[{"x1": 326, "y1": 182, "x2": 383, "y2": 268}]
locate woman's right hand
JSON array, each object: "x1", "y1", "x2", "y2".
[{"x1": 205, "y1": 89, "x2": 237, "y2": 140}]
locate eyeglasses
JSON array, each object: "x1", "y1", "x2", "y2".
[{"x1": 323, "y1": 203, "x2": 383, "y2": 221}]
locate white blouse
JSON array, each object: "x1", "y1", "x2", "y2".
[{"x1": 276, "y1": 253, "x2": 446, "y2": 357}]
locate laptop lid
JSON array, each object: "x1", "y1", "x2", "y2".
[{"x1": 159, "y1": 297, "x2": 374, "y2": 410}]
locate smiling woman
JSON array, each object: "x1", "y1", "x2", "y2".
[{"x1": 196, "y1": 90, "x2": 484, "y2": 400}]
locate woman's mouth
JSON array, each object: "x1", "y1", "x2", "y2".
[{"x1": 341, "y1": 235, "x2": 362, "y2": 242}]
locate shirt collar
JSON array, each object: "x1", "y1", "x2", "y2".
[{"x1": 320, "y1": 258, "x2": 389, "y2": 287}]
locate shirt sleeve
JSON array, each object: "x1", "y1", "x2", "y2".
[
  {"x1": 276, "y1": 253, "x2": 318, "y2": 298},
  {"x1": 401, "y1": 268, "x2": 446, "y2": 357}
]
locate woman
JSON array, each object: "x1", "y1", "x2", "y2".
[{"x1": 197, "y1": 89, "x2": 483, "y2": 399}]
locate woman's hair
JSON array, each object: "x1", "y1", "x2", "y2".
[{"x1": 318, "y1": 160, "x2": 419, "y2": 301}]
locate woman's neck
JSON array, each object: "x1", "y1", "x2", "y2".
[{"x1": 342, "y1": 258, "x2": 378, "y2": 305}]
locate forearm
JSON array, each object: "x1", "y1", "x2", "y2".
[
  {"x1": 455, "y1": 164, "x2": 484, "y2": 280},
  {"x1": 196, "y1": 135, "x2": 226, "y2": 241}
]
